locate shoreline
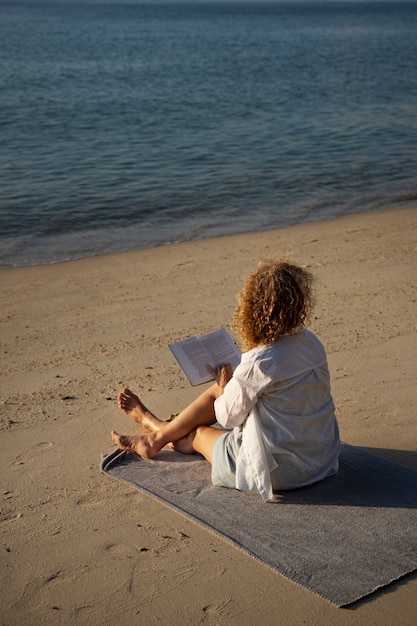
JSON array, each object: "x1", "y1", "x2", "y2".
[
  {"x1": 1, "y1": 206, "x2": 416, "y2": 624},
  {"x1": 1, "y1": 202, "x2": 416, "y2": 270}
]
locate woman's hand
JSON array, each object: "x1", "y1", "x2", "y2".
[{"x1": 207, "y1": 363, "x2": 233, "y2": 394}]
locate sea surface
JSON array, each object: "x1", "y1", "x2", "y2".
[{"x1": 1, "y1": 0, "x2": 417, "y2": 266}]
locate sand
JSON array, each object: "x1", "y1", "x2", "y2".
[{"x1": 1, "y1": 206, "x2": 416, "y2": 625}]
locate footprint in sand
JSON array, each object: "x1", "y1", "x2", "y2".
[{"x1": 8, "y1": 442, "x2": 53, "y2": 471}]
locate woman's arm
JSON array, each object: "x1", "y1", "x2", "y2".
[
  {"x1": 213, "y1": 356, "x2": 266, "y2": 428},
  {"x1": 207, "y1": 363, "x2": 233, "y2": 396}
]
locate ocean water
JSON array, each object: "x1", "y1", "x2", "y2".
[{"x1": 1, "y1": 0, "x2": 416, "y2": 266}]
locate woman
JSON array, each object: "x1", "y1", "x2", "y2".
[{"x1": 112, "y1": 259, "x2": 340, "y2": 501}]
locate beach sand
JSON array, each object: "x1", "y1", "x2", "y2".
[{"x1": 1, "y1": 207, "x2": 416, "y2": 625}]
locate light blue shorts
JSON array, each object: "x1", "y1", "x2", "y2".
[{"x1": 211, "y1": 431, "x2": 237, "y2": 489}]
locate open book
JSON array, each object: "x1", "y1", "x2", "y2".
[{"x1": 169, "y1": 328, "x2": 241, "y2": 386}]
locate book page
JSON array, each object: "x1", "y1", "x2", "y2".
[
  {"x1": 169, "y1": 328, "x2": 241, "y2": 386},
  {"x1": 199, "y1": 328, "x2": 241, "y2": 371},
  {"x1": 169, "y1": 337, "x2": 213, "y2": 386}
]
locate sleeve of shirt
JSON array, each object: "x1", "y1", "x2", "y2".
[{"x1": 214, "y1": 350, "x2": 270, "y2": 428}]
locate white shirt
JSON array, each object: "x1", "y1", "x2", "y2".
[{"x1": 214, "y1": 329, "x2": 340, "y2": 501}]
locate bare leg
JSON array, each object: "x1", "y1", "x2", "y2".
[
  {"x1": 173, "y1": 426, "x2": 228, "y2": 463},
  {"x1": 112, "y1": 384, "x2": 222, "y2": 459}
]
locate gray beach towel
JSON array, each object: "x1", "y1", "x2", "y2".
[{"x1": 101, "y1": 443, "x2": 417, "y2": 606}]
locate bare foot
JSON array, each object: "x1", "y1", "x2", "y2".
[
  {"x1": 118, "y1": 388, "x2": 161, "y2": 432},
  {"x1": 111, "y1": 431, "x2": 158, "y2": 459}
]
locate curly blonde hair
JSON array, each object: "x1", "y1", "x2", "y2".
[{"x1": 233, "y1": 259, "x2": 315, "y2": 351}]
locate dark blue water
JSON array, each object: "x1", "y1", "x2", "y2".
[{"x1": 1, "y1": 1, "x2": 417, "y2": 266}]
